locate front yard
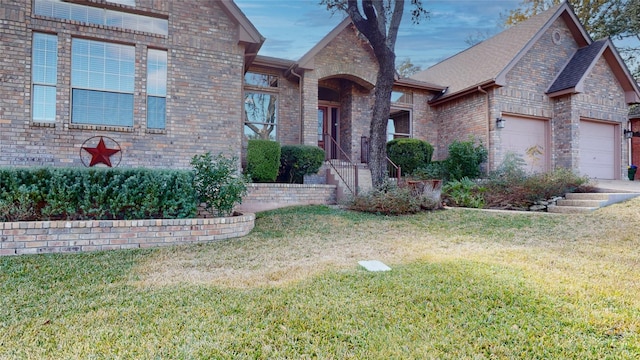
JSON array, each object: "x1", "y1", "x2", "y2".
[{"x1": 1, "y1": 201, "x2": 639, "y2": 358}]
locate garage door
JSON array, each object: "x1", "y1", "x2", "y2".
[
  {"x1": 580, "y1": 120, "x2": 616, "y2": 179},
  {"x1": 502, "y1": 116, "x2": 549, "y2": 173}
]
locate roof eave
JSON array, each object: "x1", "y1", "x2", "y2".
[
  {"x1": 547, "y1": 87, "x2": 578, "y2": 98},
  {"x1": 428, "y1": 80, "x2": 497, "y2": 106},
  {"x1": 394, "y1": 78, "x2": 446, "y2": 92}
]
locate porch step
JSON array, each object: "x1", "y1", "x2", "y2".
[{"x1": 547, "y1": 192, "x2": 640, "y2": 213}]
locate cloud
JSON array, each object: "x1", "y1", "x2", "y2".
[{"x1": 236, "y1": 0, "x2": 521, "y2": 68}]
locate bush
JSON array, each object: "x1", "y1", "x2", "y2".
[
  {"x1": 246, "y1": 139, "x2": 281, "y2": 182},
  {"x1": 278, "y1": 145, "x2": 325, "y2": 183},
  {"x1": 445, "y1": 139, "x2": 488, "y2": 181},
  {"x1": 483, "y1": 165, "x2": 591, "y2": 209},
  {"x1": 0, "y1": 167, "x2": 198, "y2": 221},
  {"x1": 348, "y1": 181, "x2": 440, "y2": 215},
  {"x1": 191, "y1": 152, "x2": 248, "y2": 217},
  {"x1": 413, "y1": 161, "x2": 447, "y2": 180},
  {"x1": 442, "y1": 177, "x2": 486, "y2": 208},
  {"x1": 386, "y1": 138, "x2": 434, "y2": 176}
]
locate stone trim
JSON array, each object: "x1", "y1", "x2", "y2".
[{"x1": 0, "y1": 214, "x2": 255, "y2": 256}]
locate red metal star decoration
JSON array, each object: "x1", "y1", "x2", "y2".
[{"x1": 82, "y1": 137, "x2": 120, "y2": 167}]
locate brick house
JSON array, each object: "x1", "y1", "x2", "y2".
[{"x1": 1, "y1": 1, "x2": 638, "y2": 185}]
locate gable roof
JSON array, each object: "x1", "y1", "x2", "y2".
[
  {"x1": 547, "y1": 39, "x2": 607, "y2": 94},
  {"x1": 547, "y1": 38, "x2": 640, "y2": 103},
  {"x1": 297, "y1": 17, "x2": 353, "y2": 70},
  {"x1": 412, "y1": 2, "x2": 591, "y2": 103}
]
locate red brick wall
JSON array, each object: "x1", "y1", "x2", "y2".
[
  {"x1": 0, "y1": 215, "x2": 255, "y2": 256},
  {"x1": 0, "y1": 0, "x2": 247, "y2": 169}
]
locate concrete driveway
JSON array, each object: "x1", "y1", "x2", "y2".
[{"x1": 593, "y1": 179, "x2": 640, "y2": 193}]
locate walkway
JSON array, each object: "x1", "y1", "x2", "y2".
[{"x1": 592, "y1": 179, "x2": 640, "y2": 193}]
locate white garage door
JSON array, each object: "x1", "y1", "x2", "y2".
[
  {"x1": 502, "y1": 116, "x2": 549, "y2": 173},
  {"x1": 580, "y1": 120, "x2": 616, "y2": 179}
]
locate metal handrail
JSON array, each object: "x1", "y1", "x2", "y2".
[
  {"x1": 387, "y1": 156, "x2": 402, "y2": 184},
  {"x1": 324, "y1": 133, "x2": 358, "y2": 196}
]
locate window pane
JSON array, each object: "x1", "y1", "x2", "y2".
[
  {"x1": 244, "y1": 92, "x2": 277, "y2": 140},
  {"x1": 244, "y1": 124, "x2": 276, "y2": 141},
  {"x1": 72, "y1": 38, "x2": 134, "y2": 92},
  {"x1": 244, "y1": 92, "x2": 277, "y2": 123},
  {"x1": 108, "y1": 0, "x2": 135, "y2": 6},
  {"x1": 245, "y1": 72, "x2": 277, "y2": 88},
  {"x1": 147, "y1": 96, "x2": 166, "y2": 129},
  {"x1": 33, "y1": 85, "x2": 56, "y2": 122},
  {"x1": 147, "y1": 49, "x2": 167, "y2": 96},
  {"x1": 72, "y1": 89, "x2": 133, "y2": 126},
  {"x1": 391, "y1": 90, "x2": 412, "y2": 104},
  {"x1": 34, "y1": 0, "x2": 167, "y2": 35},
  {"x1": 32, "y1": 33, "x2": 57, "y2": 85},
  {"x1": 32, "y1": 33, "x2": 57, "y2": 122}
]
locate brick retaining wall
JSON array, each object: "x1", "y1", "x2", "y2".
[
  {"x1": 237, "y1": 183, "x2": 337, "y2": 212},
  {"x1": 0, "y1": 214, "x2": 255, "y2": 256}
]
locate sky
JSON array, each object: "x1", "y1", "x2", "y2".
[{"x1": 234, "y1": 0, "x2": 522, "y2": 70}]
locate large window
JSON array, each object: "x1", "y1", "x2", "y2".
[
  {"x1": 244, "y1": 72, "x2": 278, "y2": 140},
  {"x1": 387, "y1": 90, "x2": 413, "y2": 141},
  {"x1": 34, "y1": 0, "x2": 167, "y2": 36},
  {"x1": 146, "y1": 49, "x2": 167, "y2": 129},
  {"x1": 71, "y1": 38, "x2": 135, "y2": 127},
  {"x1": 32, "y1": 33, "x2": 58, "y2": 122}
]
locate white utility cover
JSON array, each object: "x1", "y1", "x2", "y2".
[{"x1": 358, "y1": 260, "x2": 391, "y2": 272}]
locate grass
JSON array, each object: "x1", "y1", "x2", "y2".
[{"x1": 1, "y1": 200, "x2": 640, "y2": 358}]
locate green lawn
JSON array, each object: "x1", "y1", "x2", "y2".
[{"x1": 1, "y1": 201, "x2": 639, "y2": 359}]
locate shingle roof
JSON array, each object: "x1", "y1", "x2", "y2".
[
  {"x1": 547, "y1": 39, "x2": 608, "y2": 94},
  {"x1": 411, "y1": 3, "x2": 574, "y2": 100}
]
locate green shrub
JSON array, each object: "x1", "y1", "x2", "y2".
[
  {"x1": 386, "y1": 138, "x2": 434, "y2": 176},
  {"x1": 413, "y1": 161, "x2": 447, "y2": 180},
  {"x1": 246, "y1": 140, "x2": 281, "y2": 182},
  {"x1": 348, "y1": 181, "x2": 440, "y2": 215},
  {"x1": 445, "y1": 138, "x2": 488, "y2": 181},
  {"x1": 0, "y1": 167, "x2": 197, "y2": 221},
  {"x1": 278, "y1": 145, "x2": 325, "y2": 184},
  {"x1": 191, "y1": 152, "x2": 247, "y2": 217},
  {"x1": 442, "y1": 177, "x2": 486, "y2": 208}
]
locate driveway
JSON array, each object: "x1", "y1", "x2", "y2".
[{"x1": 593, "y1": 179, "x2": 640, "y2": 193}]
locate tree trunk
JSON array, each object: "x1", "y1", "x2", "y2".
[{"x1": 368, "y1": 49, "x2": 396, "y2": 187}]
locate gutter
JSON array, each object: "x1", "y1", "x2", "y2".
[
  {"x1": 477, "y1": 86, "x2": 492, "y2": 173},
  {"x1": 287, "y1": 64, "x2": 304, "y2": 144}
]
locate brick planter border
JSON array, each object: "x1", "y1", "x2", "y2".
[{"x1": 0, "y1": 213, "x2": 255, "y2": 256}]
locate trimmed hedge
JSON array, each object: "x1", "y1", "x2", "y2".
[
  {"x1": 386, "y1": 138, "x2": 434, "y2": 176},
  {"x1": 278, "y1": 145, "x2": 325, "y2": 184},
  {"x1": 0, "y1": 167, "x2": 197, "y2": 222},
  {"x1": 246, "y1": 139, "x2": 281, "y2": 182}
]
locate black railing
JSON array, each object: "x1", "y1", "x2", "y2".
[
  {"x1": 361, "y1": 136, "x2": 402, "y2": 184},
  {"x1": 324, "y1": 134, "x2": 358, "y2": 196},
  {"x1": 387, "y1": 156, "x2": 402, "y2": 184}
]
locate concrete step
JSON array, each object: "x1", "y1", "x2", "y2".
[
  {"x1": 549, "y1": 192, "x2": 640, "y2": 213},
  {"x1": 556, "y1": 199, "x2": 606, "y2": 207},
  {"x1": 565, "y1": 193, "x2": 611, "y2": 201},
  {"x1": 547, "y1": 204, "x2": 599, "y2": 214}
]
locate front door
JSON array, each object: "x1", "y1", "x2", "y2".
[{"x1": 318, "y1": 106, "x2": 339, "y2": 159}]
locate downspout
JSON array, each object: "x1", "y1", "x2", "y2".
[
  {"x1": 477, "y1": 86, "x2": 491, "y2": 173},
  {"x1": 288, "y1": 64, "x2": 304, "y2": 144}
]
